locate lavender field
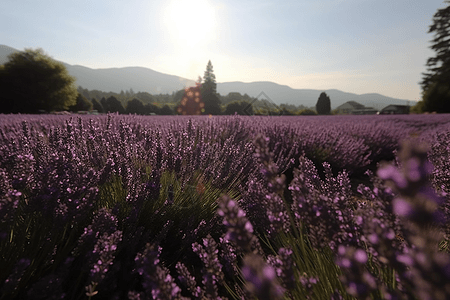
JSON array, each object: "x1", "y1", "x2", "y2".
[{"x1": 1, "y1": 113, "x2": 450, "y2": 300}]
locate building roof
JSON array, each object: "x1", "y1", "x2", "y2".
[
  {"x1": 335, "y1": 101, "x2": 366, "y2": 110},
  {"x1": 382, "y1": 105, "x2": 409, "y2": 109}
]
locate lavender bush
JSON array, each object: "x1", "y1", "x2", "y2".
[{"x1": 0, "y1": 113, "x2": 449, "y2": 299}]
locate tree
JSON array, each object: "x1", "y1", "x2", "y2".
[
  {"x1": 143, "y1": 103, "x2": 160, "y2": 115},
  {"x1": 68, "y1": 93, "x2": 93, "y2": 112},
  {"x1": 221, "y1": 92, "x2": 243, "y2": 105},
  {"x1": 100, "y1": 97, "x2": 108, "y2": 112},
  {"x1": 315, "y1": 92, "x2": 331, "y2": 115},
  {"x1": 92, "y1": 98, "x2": 104, "y2": 113},
  {"x1": 422, "y1": 81, "x2": 450, "y2": 112},
  {"x1": 410, "y1": 100, "x2": 425, "y2": 114},
  {"x1": 202, "y1": 61, "x2": 216, "y2": 94},
  {"x1": 159, "y1": 105, "x2": 173, "y2": 115},
  {"x1": 126, "y1": 98, "x2": 145, "y2": 114},
  {"x1": 421, "y1": 1, "x2": 450, "y2": 113},
  {"x1": 201, "y1": 60, "x2": 222, "y2": 115},
  {"x1": 0, "y1": 48, "x2": 78, "y2": 113},
  {"x1": 224, "y1": 101, "x2": 253, "y2": 115},
  {"x1": 104, "y1": 96, "x2": 125, "y2": 114},
  {"x1": 173, "y1": 89, "x2": 186, "y2": 104}
]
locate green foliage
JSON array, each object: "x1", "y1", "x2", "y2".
[
  {"x1": 410, "y1": 100, "x2": 425, "y2": 114},
  {"x1": 224, "y1": 100, "x2": 253, "y2": 115},
  {"x1": 315, "y1": 92, "x2": 331, "y2": 115},
  {"x1": 78, "y1": 86, "x2": 314, "y2": 116},
  {"x1": 173, "y1": 89, "x2": 186, "y2": 104},
  {"x1": 159, "y1": 104, "x2": 174, "y2": 115},
  {"x1": 143, "y1": 103, "x2": 160, "y2": 115},
  {"x1": 68, "y1": 93, "x2": 93, "y2": 112},
  {"x1": 297, "y1": 108, "x2": 318, "y2": 115},
  {"x1": 91, "y1": 98, "x2": 104, "y2": 113},
  {"x1": 422, "y1": 81, "x2": 450, "y2": 113},
  {"x1": 126, "y1": 98, "x2": 145, "y2": 114},
  {"x1": 280, "y1": 107, "x2": 295, "y2": 115},
  {"x1": 202, "y1": 60, "x2": 217, "y2": 95},
  {"x1": 201, "y1": 60, "x2": 222, "y2": 115},
  {"x1": 133, "y1": 92, "x2": 156, "y2": 104},
  {"x1": 101, "y1": 96, "x2": 125, "y2": 114},
  {"x1": 421, "y1": 1, "x2": 450, "y2": 113},
  {"x1": 0, "y1": 48, "x2": 78, "y2": 113},
  {"x1": 221, "y1": 92, "x2": 243, "y2": 105}
]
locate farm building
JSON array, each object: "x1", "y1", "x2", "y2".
[
  {"x1": 378, "y1": 105, "x2": 410, "y2": 115},
  {"x1": 351, "y1": 108, "x2": 378, "y2": 115},
  {"x1": 335, "y1": 101, "x2": 377, "y2": 114}
]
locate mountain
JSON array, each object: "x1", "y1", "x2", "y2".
[
  {"x1": 216, "y1": 82, "x2": 412, "y2": 109},
  {"x1": 0, "y1": 44, "x2": 413, "y2": 109},
  {"x1": 63, "y1": 64, "x2": 196, "y2": 95},
  {"x1": 0, "y1": 45, "x2": 196, "y2": 95}
]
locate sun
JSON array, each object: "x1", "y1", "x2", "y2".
[{"x1": 163, "y1": 0, "x2": 217, "y2": 47}]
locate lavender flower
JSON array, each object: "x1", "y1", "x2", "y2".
[
  {"x1": 75, "y1": 208, "x2": 119, "y2": 255},
  {"x1": 218, "y1": 237, "x2": 239, "y2": 277},
  {"x1": 241, "y1": 253, "x2": 284, "y2": 300},
  {"x1": 289, "y1": 156, "x2": 359, "y2": 251},
  {"x1": 217, "y1": 195, "x2": 258, "y2": 253},
  {"x1": 192, "y1": 234, "x2": 224, "y2": 298},
  {"x1": 335, "y1": 246, "x2": 378, "y2": 300},
  {"x1": 252, "y1": 135, "x2": 290, "y2": 235},
  {"x1": 299, "y1": 273, "x2": 319, "y2": 300},
  {"x1": 377, "y1": 140, "x2": 445, "y2": 231},
  {"x1": 267, "y1": 247, "x2": 296, "y2": 291},
  {"x1": 134, "y1": 243, "x2": 184, "y2": 300},
  {"x1": 377, "y1": 140, "x2": 450, "y2": 300},
  {"x1": 88, "y1": 230, "x2": 122, "y2": 284},
  {"x1": 176, "y1": 262, "x2": 202, "y2": 298}
]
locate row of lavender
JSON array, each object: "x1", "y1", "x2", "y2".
[{"x1": 0, "y1": 113, "x2": 449, "y2": 299}]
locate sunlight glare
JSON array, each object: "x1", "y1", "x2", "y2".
[{"x1": 164, "y1": 0, "x2": 217, "y2": 47}]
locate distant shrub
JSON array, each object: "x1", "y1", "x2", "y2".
[
  {"x1": 297, "y1": 108, "x2": 317, "y2": 115},
  {"x1": 68, "y1": 93, "x2": 93, "y2": 112},
  {"x1": 224, "y1": 100, "x2": 253, "y2": 115}
]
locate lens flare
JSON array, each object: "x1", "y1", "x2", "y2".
[{"x1": 177, "y1": 83, "x2": 205, "y2": 115}]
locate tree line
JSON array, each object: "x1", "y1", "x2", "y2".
[
  {"x1": 412, "y1": 0, "x2": 450, "y2": 113},
  {"x1": 5, "y1": 0, "x2": 450, "y2": 118},
  {"x1": 76, "y1": 60, "x2": 321, "y2": 116},
  {"x1": 0, "y1": 51, "x2": 319, "y2": 115}
]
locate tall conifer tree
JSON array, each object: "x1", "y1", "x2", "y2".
[
  {"x1": 420, "y1": 0, "x2": 450, "y2": 113},
  {"x1": 315, "y1": 92, "x2": 331, "y2": 115},
  {"x1": 201, "y1": 60, "x2": 222, "y2": 115}
]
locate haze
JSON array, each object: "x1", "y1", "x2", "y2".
[{"x1": 1, "y1": 0, "x2": 446, "y2": 101}]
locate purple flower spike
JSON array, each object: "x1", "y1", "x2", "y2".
[
  {"x1": 267, "y1": 247, "x2": 296, "y2": 291},
  {"x1": 242, "y1": 253, "x2": 284, "y2": 300},
  {"x1": 392, "y1": 198, "x2": 414, "y2": 217},
  {"x1": 217, "y1": 195, "x2": 257, "y2": 253}
]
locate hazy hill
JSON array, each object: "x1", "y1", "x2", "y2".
[
  {"x1": 63, "y1": 64, "x2": 196, "y2": 95},
  {"x1": 0, "y1": 45, "x2": 196, "y2": 95},
  {"x1": 217, "y1": 82, "x2": 411, "y2": 109},
  {"x1": 1, "y1": 44, "x2": 413, "y2": 109}
]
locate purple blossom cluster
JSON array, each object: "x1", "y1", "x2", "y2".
[
  {"x1": 336, "y1": 140, "x2": 450, "y2": 299},
  {"x1": 0, "y1": 113, "x2": 450, "y2": 299},
  {"x1": 289, "y1": 155, "x2": 359, "y2": 251}
]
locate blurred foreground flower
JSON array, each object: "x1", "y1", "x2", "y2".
[{"x1": 376, "y1": 140, "x2": 450, "y2": 300}]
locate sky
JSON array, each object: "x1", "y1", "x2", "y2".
[{"x1": 1, "y1": 0, "x2": 447, "y2": 101}]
